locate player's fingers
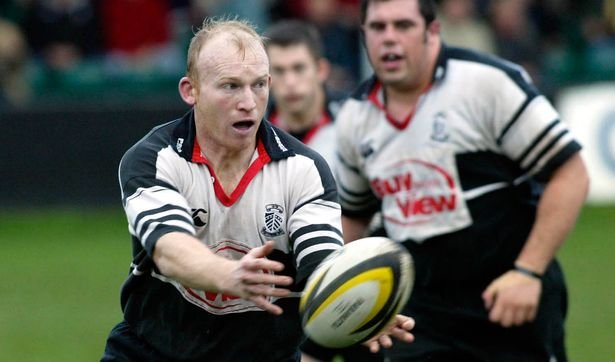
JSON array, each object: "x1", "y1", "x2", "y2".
[
  {"x1": 378, "y1": 334, "x2": 393, "y2": 349},
  {"x1": 395, "y1": 314, "x2": 415, "y2": 331},
  {"x1": 249, "y1": 295, "x2": 283, "y2": 315},
  {"x1": 248, "y1": 257, "x2": 286, "y2": 273},
  {"x1": 499, "y1": 307, "x2": 515, "y2": 328},
  {"x1": 248, "y1": 240, "x2": 275, "y2": 259},
  {"x1": 243, "y1": 270, "x2": 293, "y2": 286},
  {"x1": 388, "y1": 326, "x2": 415, "y2": 343},
  {"x1": 527, "y1": 304, "x2": 538, "y2": 322},
  {"x1": 246, "y1": 284, "x2": 291, "y2": 298},
  {"x1": 366, "y1": 340, "x2": 380, "y2": 353},
  {"x1": 523, "y1": 304, "x2": 538, "y2": 324},
  {"x1": 488, "y1": 298, "x2": 503, "y2": 323},
  {"x1": 363, "y1": 333, "x2": 390, "y2": 353},
  {"x1": 513, "y1": 307, "x2": 529, "y2": 326},
  {"x1": 482, "y1": 284, "x2": 498, "y2": 309}
]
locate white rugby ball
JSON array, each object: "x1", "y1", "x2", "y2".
[{"x1": 299, "y1": 237, "x2": 414, "y2": 348}]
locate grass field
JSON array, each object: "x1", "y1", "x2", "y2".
[{"x1": 0, "y1": 205, "x2": 613, "y2": 361}]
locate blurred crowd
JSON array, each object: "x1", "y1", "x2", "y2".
[{"x1": 0, "y1": 0, "x2": 614, "y2": 109}]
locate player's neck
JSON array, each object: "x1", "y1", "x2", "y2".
[
  {"x1": 212, "y1": 150, "x2": 257, "y2": 193},
  {"x1": 197, "y1": 136, "x2": 257, "y2": 192},
  {"x1": 383, "y1": 79, "x2": 429, "y2": 121}
]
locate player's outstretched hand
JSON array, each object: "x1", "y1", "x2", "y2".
[
  {"x1": 223, "y1": 240, "x2": 293, "y2": 315},
  {"x1": 363, "y1": 314, "x2": 415, "y2": 353},
  {"x1": 482, "y1": 270, "x2": 542, "y2": 327}
]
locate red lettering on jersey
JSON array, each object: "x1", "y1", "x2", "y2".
[
  {"x1": 396, "y1": 194, "x2": 456, "y2": 217},
  {"x1": 371, "y1": 173, "x2": 412, "y2": 197},
  {"x1": 204, "y1": 291, "x2": 240, "y2": 302}
]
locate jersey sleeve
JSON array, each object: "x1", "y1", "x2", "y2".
[
  {"x1": 118, "y1": 143, "x2": 195, "y2": 256},
  {"x1": 286, "y1": 152, "x2": 344, "y2": 285},
  {"x1": 334, "y1": 101, "x2": 380, "y2": 216},
  {"x1": 486, "y1": 66, "x2": 582, "y2": 181}
]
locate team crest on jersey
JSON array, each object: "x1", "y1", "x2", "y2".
[
  {"x1": 431, "y1": 112, "x2": 449, "y2": 142},
  {"x1": 261, "y1": 204, "x2": 285, "y2": 237}
]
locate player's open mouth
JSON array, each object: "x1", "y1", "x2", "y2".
[
  {"x1": 285, "y1": 95, "x2": 301, "y2": 103},
  {"x1": 233, "y1": 120, "x2": 255, "y2": 130},
  {"x1": 381, "y1": 53, "x2": 402, "y2": 62},
  {"x1": 381, "y1": 53, "x2": 403, "y2": 70}
]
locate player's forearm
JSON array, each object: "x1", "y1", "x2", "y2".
[
  {"x1": 341, "y1": 215, "x2": 371, "y2": 243},
  {"x1": 515, "y1": 153, "x2": 589, "y2": 274},
  {"x1": 153, "y1": 231, "x2": 230, "y2": 291}
]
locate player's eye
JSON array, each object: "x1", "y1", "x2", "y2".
[
  {"x1": 367, "y1": 22, "x2": 386, "y2": 32},
  {"x1": 254, "y1": 80, "x2": 267, "y2": 89},
  {"x1": 222, "y1": 83, "x2": 239, "y2": 90},
  {"x1": 394, "y1": 20, "x2": 413, "y2": 30},
  {"x1": 293, "y1": 64, "x2": 306, "y2": 74},
  {"x1": 271, "y1": 67, "x2": 284, "y2": 77}
]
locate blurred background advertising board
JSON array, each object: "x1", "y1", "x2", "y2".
[{"x1": 558, "y1": 83, "x2": 615, "y2": 205}]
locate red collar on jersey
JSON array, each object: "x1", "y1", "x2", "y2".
[
  {"x1": 367, "y1": 81, "x2": 433, "y2": 130},
  {"x1": 190, "y1": 139, "x2": 271, "y2": 207}
]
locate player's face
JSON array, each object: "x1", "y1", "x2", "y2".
[
  {"x1": 268, "y1": 44, "x2": 323, "y2": 117},
  {"x1": 188, "y1": 33, "x2": 270, "y2": 153},
  {"x1": 363, "y1": 0, "x2": 435, "y2": 90}
]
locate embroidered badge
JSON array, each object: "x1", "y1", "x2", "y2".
[
  {"x1": 431, "y1": 112, "x2": 449, "y2": 142},
  {"x1": 261, "y1": 204, "x2": 285, "y2": 237}
]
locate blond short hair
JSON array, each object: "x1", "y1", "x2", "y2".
[{"x1": 185, "y1": 17, "x2": 265, "y2": 81}]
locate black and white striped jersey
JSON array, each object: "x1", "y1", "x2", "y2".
[
  {"x1": 117, "y1": 110, "x2": 343, "y2": 360},
  {"x1": 335, "y1": 45, "x2": 581, "y2": 286}
]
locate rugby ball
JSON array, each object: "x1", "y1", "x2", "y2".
[{"x1": 299, "y1": 237, "x2": 414, "y2": 348}]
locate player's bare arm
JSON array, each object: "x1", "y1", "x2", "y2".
[
  {"x1": 341, "y1": 215, "x2": 372, "y2": 243},
  {"x1": 153, "y1": 233, "x2": 293, "y2": 315},
  {"x1": 483, "y1": 153, "x2": 589, "y2": 327}
]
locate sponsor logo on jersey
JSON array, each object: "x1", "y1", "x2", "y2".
[
  {"x1": 261, "y1": 204, "x2": 285, "y2": 237},
  {"x1": 191, "y1": 208, "x2": 208, "y2": 227},
  {"x1": 371, "y1": 159, "x2": 457, "y2": 224},
  {"x1": 360, "y1": 141, "x2": 375, "y2": 158}
]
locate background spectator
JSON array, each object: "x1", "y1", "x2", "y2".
[
  {"x1": 437, "y1": 0, "x2": 496, "y2": 54},
  {"x1": 488, "y1": 0, "x2": 541, "y2": 82},
  {"x1": 188, "y1": 0, "x2": 273, "y2": 32},
  {"x1": 302, "y1": 0, "x2": 361, "y2": 92},
  {"x1": 0, "y1": 18, "x2": 30, "y2": 108},
  {"x1": 23, "y1": 0, "x2": 102, "y2": 71},
  {"x1": 99, "y1": 0, "x2": 183, "y2": 77},
  {"x1": 270, "y1": 0, "x2": 362, "y2": 92},
  {"x1": 0, "y1": 0, "x2": 612, "y2": 106}
]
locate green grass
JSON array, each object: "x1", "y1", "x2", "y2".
[
  {"x1": 558, "y1": 205, "x2": 615, "y2": 361},
  {"x1": 0, "y1": 205, "x2": 613, "y2": 361},
  {"x1": 0, "y1": 208, "x2": 129, "y2": 362}
]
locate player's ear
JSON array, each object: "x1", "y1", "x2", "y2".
[
  {"x1": 317, "y1": 58, "x2": 331, "y2": 83},
  {"x1": 178, "y1": 76, "x2": 197, "y2": 105},
  {"x1": 427, "y1": 19, "x2": 440, "y2": 38}
]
